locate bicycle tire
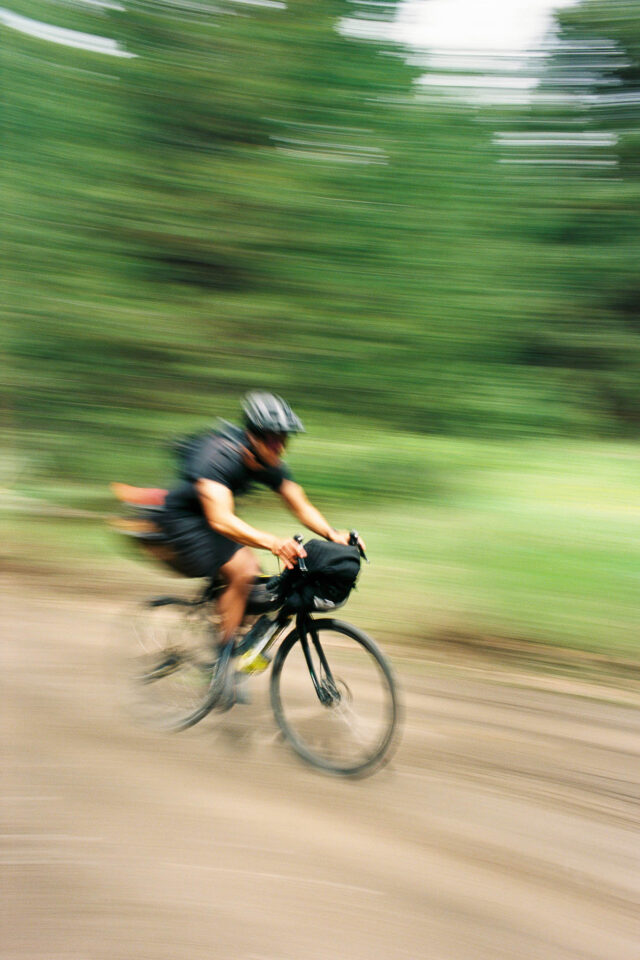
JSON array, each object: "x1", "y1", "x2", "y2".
[
  {"x1": 270, "y1": 618, "x2": 399, "y2": 777},
  {"x1": 122, "y1": 598, "x2": 223, "y2": 731}
]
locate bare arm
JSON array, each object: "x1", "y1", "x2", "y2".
[
  {"x1": 278, "y1": 479, "x2": 358, "y2": 546},
  {"x1": 196, "y1": 479, "x2": 304, "y2": 568}
]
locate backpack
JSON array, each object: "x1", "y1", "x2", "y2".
[{"x1": 170, "y1": 420, "x2": 244, "y2": 480}]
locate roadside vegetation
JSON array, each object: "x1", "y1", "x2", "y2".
[
  {"x1": 4, "y1": 432, "x2": 637, "y2": 664},
  {"x1": 3, "y1": 0, "x2": 638, "y2": 665}
]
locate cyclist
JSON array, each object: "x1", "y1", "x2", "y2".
[{"x1": 160, "y1": 391, "x2": 356, "y2": 651}]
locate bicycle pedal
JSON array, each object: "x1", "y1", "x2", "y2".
[
  {"x1": 214, "y1": 693, "x2": 236, "y2": 713},
  {"x1": 213, "y1": 672, "x2": 252, "y2": 710},
  {"x1": 233, "y1": 676, "x2": 252, "y2": 706}
]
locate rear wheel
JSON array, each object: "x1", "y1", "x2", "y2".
[
  {"x1": 122, "y1": 599, "x2": 222, "y2": 730},
  {"x1": 270, "y1": 619, "x2": 399, "y2": 776}
]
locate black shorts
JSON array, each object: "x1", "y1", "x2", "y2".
[{"x1": 159, "y1": 512, "x2": 243, "y2": 579}]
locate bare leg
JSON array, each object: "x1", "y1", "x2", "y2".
[{"x1": 216, "y1": 547, "x2": 260, "y2": 644}]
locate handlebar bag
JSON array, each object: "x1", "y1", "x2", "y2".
[{"x1": 289, "y1": 540, "x2": 361, "y2": 612}]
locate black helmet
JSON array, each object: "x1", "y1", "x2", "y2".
[{"x1": 242, "y1": 391, "x2": 304, "y2": 435}]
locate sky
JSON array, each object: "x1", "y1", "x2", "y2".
[
  {"x1": 339, "y1": 0, "x2": 582, "y2": 104},
  {"x1": 395, "y1": 0, "x2": 579, "y2": 55},
  {"x1": 2, "y1": 0, "x2": 580, "y2": 65},
  {"x1": 0, "y1": 0, "x2": 577, "y2": 67}
]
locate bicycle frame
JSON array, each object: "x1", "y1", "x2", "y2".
[
  {"x1": 124, "y1": 531, "x2": 397, "y2": 775},
  {"x1": 154, "y1": 578, "x2": 341, "y2": 706},
  {"x1": 235, "y1": 607, "x2": 339, "y2": 707}
]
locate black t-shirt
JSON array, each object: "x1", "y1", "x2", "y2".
[{"x1": 165, "y1": 427, "x2": 292, "y2": 519}]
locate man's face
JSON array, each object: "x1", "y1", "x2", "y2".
[{"x1": 248, "y1": 430, "x2": 287, "y2": 468}]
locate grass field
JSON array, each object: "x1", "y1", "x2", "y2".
[{"x1": 3, "y1": 435, "x2": 638, "y2": 663}]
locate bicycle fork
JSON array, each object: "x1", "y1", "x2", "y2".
[{"x1": 296, "y1": 614, "x2": 340, "y2": 706}]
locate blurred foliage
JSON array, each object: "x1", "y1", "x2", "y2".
[
  {"x1": 4, "y1": 436, "x2": 638, "y2": 658},
  {"x1": 3, "y1": 0, "x2": 640, "y2": 491},
  {"x1": 3, "y1": 0, "x2": 639, "y2": 658}
]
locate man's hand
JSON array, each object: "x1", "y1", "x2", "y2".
[
  {"x1": 329, "y1": 529, "x2": 367, "y2": 552},
  {"x1": 270, "y1": 536, "x2": 307, "y2": 570}
]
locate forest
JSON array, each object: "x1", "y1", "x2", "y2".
[{"x1": 4, "y1": 0, "x2": 639, "y2": 656}]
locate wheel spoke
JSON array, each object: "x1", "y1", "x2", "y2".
[
  {"x1": 327, "y1": 696, "x2": 373, "y2": 747},
  {"x1": 121, "y1": 601, "x2": 220, "y2": 730},
  {"x1": 271, "y1": 620, "x2": 398, "y2": 776}
]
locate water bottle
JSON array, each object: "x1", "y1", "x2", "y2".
[{"x1": 236, "y1": 615, "x2": 279, "y2": 675}]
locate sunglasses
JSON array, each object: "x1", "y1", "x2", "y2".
[{"x1": 257, "y1": 431, "x2": 288, "y2": 449}]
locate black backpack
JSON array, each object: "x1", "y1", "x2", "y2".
[{"x1": 170, "y1": 420, "x2": 244, "y2": 480}]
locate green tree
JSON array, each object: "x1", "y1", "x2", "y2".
[{"x1": 494, "y1": 0, "x2": 640, "y2": 431}]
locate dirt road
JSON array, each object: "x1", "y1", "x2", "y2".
[{"x1": 4, "y1": 582, "x2": 640, "y2": 960}]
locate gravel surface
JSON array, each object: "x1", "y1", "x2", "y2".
[{"x1": 4, "y1": 582, "x2": 640, "y2": 960}]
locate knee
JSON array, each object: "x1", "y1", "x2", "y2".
[{"x1": 223, "y1": 548, "x2": 259, "y2": 590}]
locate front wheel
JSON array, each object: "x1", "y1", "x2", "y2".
[{"x1": 270, "y1": 619, "x2": 400, "y2": 777}]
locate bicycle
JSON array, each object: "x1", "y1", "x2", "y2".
[{"x1": 121, "y1": 533, "x2": 400, "y2": 777}]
